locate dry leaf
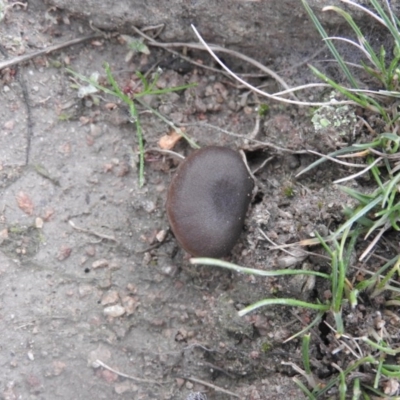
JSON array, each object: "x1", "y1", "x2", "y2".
[
  {"x1": 16, "y1": 191, "x2": 34, "y2": 215},
  {"x1": 158, "y1": 130, "x2": 183, "y2": 150}
]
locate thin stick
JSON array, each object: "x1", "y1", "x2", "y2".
[
  {"x1": 95, "y1": 359, "x2": 163, "y2": 386},
  {"x1": 333, "y1": 157, "x2": 382, "y2": 184},
  {"x1": 190, "y1": 25, "x2": 356, "y2": 107},
  {"x1": 337, "y1": 0, "x2": 385, "y2": 26},
  {"x1": 177, "y1": 121, "x2": 308, "y2": 154},
  {"x1": 259, "y1": 228, "x2": 306, "y2": 258},
  {"x1": 307, "y1": 150, "x2": 367, "y2": 168},
  {"x1": 0, "y1": 34, "x2": 102, "y2": 70},
  {"x1": 68, "y1": 220, "x2": 117, "y2": 242},
  {"x1": 131, "y1": 26, "x2": 294, "y2": 96},
  {"x1": 252, "y1": 155, "x2": 274, "y2": 175},
  {"x1": 184, "y1": 376, "x2": 240, "y2": 398},
  {"x1": 359, "y1": 222, "x2": 390, "y2": 261}
]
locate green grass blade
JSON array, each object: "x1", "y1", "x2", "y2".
[
  {"x1": 314, "y1": 356, "x2": 376, "y2": 397},
  {"x1": 135, "y1": 83, "x2": 197, "y2": 97},
  {"x1": 324, "y1": 6, "x2": 382, "y2": 70},
  {"x1": 338, "y1": 368, "x2": 346, "y2": 400},
  {"x1": 293, "y1": 378, "x2": 316, "y2": 399},
  {"x1": 370, "y1": 0, "x2": 400, "y2": 47},
  {"x1": 351, "y1": 378, "x2": 361, "y2": 400},
  {"x1": 284, "y1": 312, "x2": 324, "y2": 342},
  {"x1": 338, "y1": 185, "x2": 375, "y2": 205},
  {"x1": 302, "y1": 334, "x2": 312, "y2": 374},
  {"x1": 335, "y1": 196, "x2": 382, "y2": 236},
  {"x1": 238, "y1": 298, "x2": 329, "y2": 316},
  {"x1": 135, "y1": 71, "x2": 149, "y2": 91},
  {"x1": 309, "y1": 66, "x2": 365, "y2": 105},
  {"x1": 104, "y1": 64, "x2": 145, "y2": 187},
  {"x1": 301, "y1": 0, "x2": 359, "y2": 88},
  {"x1": 190, "y1": 258, "x2": 330, "y2": 279},
  {"x1": 296, "y1": 141, "x2": 382, "y2": 177}
]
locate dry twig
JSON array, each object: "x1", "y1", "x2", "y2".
[
  {"x1": 95, "y1": 359, "x2": 163, "y2": 386},
  {"x1": 0, "y1": 34, "x2": 103, "y2": 70},
  {"x1": 184, "y1": 376, "x2": 240, "y2": 398}
]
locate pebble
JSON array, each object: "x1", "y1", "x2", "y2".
[
  {"x1": 121, "y1": 296, "x2": 139, "y2": 315},
  {"x1": 78, "y1": 284, "x2": 93, "y2": 298},
  {"x1": 85, "y1": 246, "x2": 96, "y2": 257},
  {"x1": 101, "y1": 290, "x2": 120, "y2": 306},
  {"x1": 185, "y1": 381, "x2": 194, "y2": 389},
  {"x1": 103, "y1": 305, "x2": 125, "y2": 317},
  {"x1": 35, "y1": 217, "x2": 44, "y2": 229},
  {"x1": 52, "y1": 361, "x2": 66, "y2": 376},
  {"x1": 114, "y1": 381, "x2": 132, "y2": 394},
  {"x1": 92, "y1": 259, "x2": 109, "y2": 269}
]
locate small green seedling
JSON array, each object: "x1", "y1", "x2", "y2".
[{"x1": 67, "y1": 63, "x2": 198, "y2": 187}]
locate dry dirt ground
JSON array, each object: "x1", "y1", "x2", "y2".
[{"x1": 1, "y1": 2, "x2": 399, "y2": 400}]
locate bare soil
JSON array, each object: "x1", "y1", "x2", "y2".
[{"x1": 1, "y1": 2, "x2": 399, "y2": 400}]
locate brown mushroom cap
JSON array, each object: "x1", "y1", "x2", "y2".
[{"x1": 166, "y1": 146, "x2": 253, "y2": 257}]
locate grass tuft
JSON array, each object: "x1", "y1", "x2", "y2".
[{"x1": 192, "y1": 0, "x2": 400, "y2": 397}]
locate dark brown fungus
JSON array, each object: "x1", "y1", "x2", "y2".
[{"x1": 166, "y1": 146, "x2": 254, "y2": 258}]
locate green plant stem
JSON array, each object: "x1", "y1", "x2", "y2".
[
  {"x1": 302, "y1": 334, "x2": 312, "y2": 375},
  {"x1": 190, "y1": 258, "x2": 330, "y2": 279},
  {"x1": 238, "y1": 298, "x2": 329, "y2": 317},
  {"x1": 314, "y1": 356, "x2": 376, "y2": 397}
]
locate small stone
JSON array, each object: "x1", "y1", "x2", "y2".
[
  {"x1": 52, "y1": 361, "x2": 66, "y2": 376},
  {"x1": 92, "y1": 259, "x2": 109, "y2": 269},
  {"x1": 78, "y1": 284, "x2": 93, "y2": 298},
  {"x1": 0, "y1": 228, "x2": 8, "y2": 244},
  {"x1": 99, "y1": 368, "x2": 118, "y2": 384},
  {"x1": 35, "y1": 217, "x2": 44, "y2": 229},
  {"x1": 88, "y1": 345, "x2": 111, "y2": 367},
  {"x1": 85, "y1": 246, "x2": 96, "y2": 257},
  {"x1": 185, "y1": 381, "x2": 194, "y2": 389},
  {"x1": 101, "y1": 290, "x2": 120, "y2": 306},
  {"x1": 126, "y1": 283, "x2": 136, "y2": 293},
  {"x1": 383, "y1": 378, "x2": 399, "y2": 395},
  {"x1": 150, "y1": 318, "x2": 165, "y2": 327},
  {"x1": 57, "y1": 245, "x2": 72, "y2": 261},
  {"x1": 4, "y1": 120, "x2": 14, "y2": 130},
  {"x1": 160, "y1": 264, "x2": 178, "y2": 277},
  {"x1": 109, "y1": 260, "x2": 121, "y2": 270},
  {"x1": 114, "y1": 381, "x2": 132, "y2": 394},
  {"x1": 175, "y1": 329, "x2": 188, "y2": 342},
  {"x1": 103, "y1": 305, "x2": 125, "y2": 317},
  {"x1": 156, "y1": 230, "x2": 167, "y2": 242},
  {"x1": 115, "y1": 162, "x2": 129, "y2": 177},
  {"x1": 90, "y1": 123, "x2": 102, "y2": 137},
  {"x1": 27, "y1": 351, "x2": 34, "y2": 361},
  {"x1": 121, "y1": 296, "x2": 139, "y2": 315},
  {"x1": 143, "y1": 252, "x2": 152, "y2": 265},
  {"x1": 176, "y1": 378, "x2": 185, "y2": 388}
]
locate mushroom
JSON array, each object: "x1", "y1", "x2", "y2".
[{"x1": 166, "y1": 146, "x2": 253, "y2": 257}]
